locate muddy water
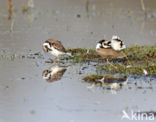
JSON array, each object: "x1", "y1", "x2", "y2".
[{"x1": 0, "y1": 0, "x2": 156, "y2": 122}]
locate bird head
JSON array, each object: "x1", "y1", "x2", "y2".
[
  {"x1": 102, "y1": 40, "x2": 111, "y2": 48},
  {"x1": 96, "y1": 40, "x2": 111, "y2": 49},
  {"x1": 42, "y1": 42, "x2": 52, "y2": 52},
  {"x1": 96, "y1": 40, "x2": 104, "y2": 49}
]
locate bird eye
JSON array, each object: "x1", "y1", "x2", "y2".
[{"x1": 45, "y1": 46, "x2": 49, "y2": 52}]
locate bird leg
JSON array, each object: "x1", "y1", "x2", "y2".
[
  {"x1": 106, "y1": 58, "x2": 117, "y2": 69},
  {"x1": 106, "y1": 58, "x2": 110, "y2": 64},
  {"x1": 54, "y1": 56, "x2": 58, "y2": 63},
  {"x1": 45, "y1": 58, "x2": 53, "y2": 63},
  {"x1": 54, "y1": 56, "x2": 62, "y2": 64}
]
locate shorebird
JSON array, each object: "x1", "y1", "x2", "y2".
[
  {"x1": 42, "y1": 65, "x2": 67, "y2": 82},
  {"x1": 97, "y1": 36, "x2": 126, "y2": 51},
  {"x1": 42, "y1": 39, "x2": 72, "y2": 62},
  {"x1": 96, "y1": 39, "x2": 125, "y2": 63},
  {"x1": 111, "y1": 35, "x2": 126, "y2": 51},
  {"x1": 97, "y1": 39, "x2": 111, "y2": 49}
]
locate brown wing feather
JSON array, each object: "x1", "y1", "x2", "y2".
[
  {"x1": 96, "y1": 48, "x2": 124, "y2": 58},
  {"x1": 46, "y1": 39, "x2": 66, "y2": 52},
  {"x1": 53, "y1": 41, "x2": 66, "y2": 52}
]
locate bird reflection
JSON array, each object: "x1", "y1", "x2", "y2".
[
  {"x1": 42, "y1": 64, "x2": 67, "y2": 82},
  {"x1": 87, "y1": 75, "x2": 128, "y2": 94}
]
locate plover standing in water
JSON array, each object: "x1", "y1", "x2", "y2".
[{"x1": 42, "y1": 39, "x2": 72, "y2": 62}]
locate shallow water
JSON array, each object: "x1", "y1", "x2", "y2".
[{"x1": 0, "y1": 0, "x2": 156, "y2": 122}]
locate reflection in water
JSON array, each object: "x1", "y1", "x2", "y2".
[
  {"x1": 28, "y1": 0, "x2": 34, "y2": 8},
  {"x1": 140, "y1": 0, "x2": 147, "y2": 17},
  {"x1": 101, "y1": 77, "x2": 128, "y2": 94},
  {"x1": 27, "y1": 12, "x2": 35, "y2": 23},
  {"x1": 42, "y1": 64, "x2": 67, "y2": 82},
  {"x1": 21, "y1": 0, "x2": 35, "y2": 23},
  {"x1": 8, "y1": 0, "x2": 12, "y2": 20},
  {"x1": 27, "y1": 0, "x2": 35, "y2": 23},
  {"x1": 87, "y1": 76, "x2": 128, "y2": 94}
]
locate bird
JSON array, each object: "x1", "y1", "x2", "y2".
[
  {"x1": 111, "y1": 35, "x2": 126, "y2": 51},
  {"x1": 42, "y1": 39, "x2": 72, "y2": 62},
  {"x1": 96, "y1": 39, "x2": 111, "y2": 49},
  {"x1": 42, "y1": 64, "x2": 67, "y2": 82},
  {"x1": 96, "y1": 39, "x2": 125, "y2": 63}
]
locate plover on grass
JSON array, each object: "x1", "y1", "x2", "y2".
[
  {"x1": 111, "y1": 35, "x2": 126, "y2": 51},
  {"x1": 96, "y1": 39, "x2": 111, "y2": 49},
  {"x1": 96, "y1": 39, "x2": 125, "y2": 63}
]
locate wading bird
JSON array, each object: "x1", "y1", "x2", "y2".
[{"x1": 42, "y1": 39, "x2": 72, "y2": 62}]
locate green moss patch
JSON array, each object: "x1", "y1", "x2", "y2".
[
  {"x1": 96, "y1": 62, "x2": 156, "y2": 76},
  {"x1": 67, "y1": 45, "x2": 156, "y2": 75},
  {"x1": 66, "y1": 48, "x2": 101, "y2": 63},
  {"x1": 83, "y1": 74, "x2": 103, "y2": 83},
  {"x1": 66, "y1": 45, "x2": 156, "y2": 63}
]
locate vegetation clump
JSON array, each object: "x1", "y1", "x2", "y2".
[
  {"x1": 66, "y1": 48, "x2": 101, "y2": 63},
  {"x1": 97, "y1": 64, "x2": 156, "y2": 76},
  {"x1": 83, "y1": 74, "x2": 103, "y2": 83},
  {"x1": 67, "y1": 45, "x2": 156, "y2": 75}
]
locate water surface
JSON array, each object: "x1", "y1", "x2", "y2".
[{"x1": 0, "y1": 0, "x2": 156, "y2": 122}]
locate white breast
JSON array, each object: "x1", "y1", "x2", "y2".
[
  {"x1": 111, "y1": 40, "x2": 126, "y2": 51},
  {"x1": 49, "y1": 46, "x2": 65, "y2": 57},
  {"x1": 111, "y1": 40, "x2": 121, "y2": 51},
  {"x1": 96, "y1": 43, "x2": 101, "y2": 50}
]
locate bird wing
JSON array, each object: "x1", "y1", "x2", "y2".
[
  {"x1": 97, "y1": 48, "x2": 122, "y2": 58},
  {"x1": 53, "y1": 41, "x2": 66, "y2": 52},
  {"x1": 46, "y1": 39, "x2": 66, "y2": 52}
]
